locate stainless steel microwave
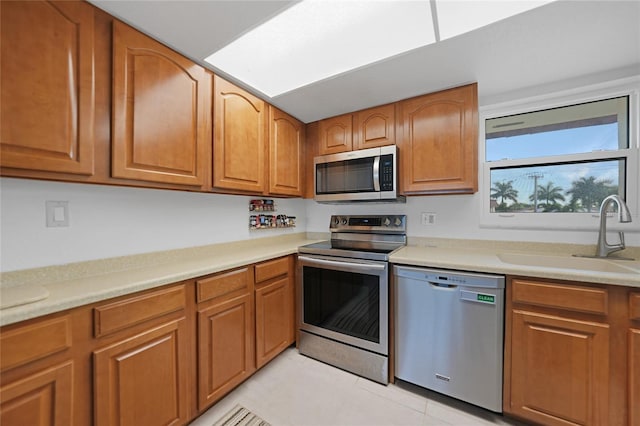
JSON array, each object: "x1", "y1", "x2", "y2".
[{"x1": 314, "y1": 145, "x2": 404, "y2": 202}]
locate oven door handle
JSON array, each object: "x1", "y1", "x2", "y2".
[{"x1": 299, "y1": 255, "x2": 386, "y2": 271}]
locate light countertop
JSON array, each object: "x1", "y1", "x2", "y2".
[
  {"x1": 1, "y1": 234, "x2": 638, "y2": 327},
  {"x1": 0, "y1": 234, "x2": 322, "y2": 327},
  {"x1": 390, "y1": 244, "x2": 640, "y2": 287}
]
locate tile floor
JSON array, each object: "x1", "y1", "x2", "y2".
[{"x1": 190, "y1": 348, "x2": 526, "y2": 426}]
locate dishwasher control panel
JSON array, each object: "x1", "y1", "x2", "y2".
[{"x1": 395, "y1": 266, "x2": 505, "y2": 288}]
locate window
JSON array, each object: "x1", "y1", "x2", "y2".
[{"x1": 481, "y1": 79, "x2": 639, "y2": 230}]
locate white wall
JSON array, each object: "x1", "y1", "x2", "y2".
[
  {"x1": 2, "y1": 175, "x2": 638, "y2": 273},
  {"x1": 0, "y1": 178, "x2": 307, "y2": 272},
  {"x1": 304, "y1": 194, "x2": 640, "y2": 247}
]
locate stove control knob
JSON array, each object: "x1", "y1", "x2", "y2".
[
  {"x1": 394, "y1": 217, "x2": 403, "y2": 226},
  {"x1": 341, "y1": 218, "x2": 348, "y2": 225},
  {"x1": 333, "y1": 217, "x2": 341, "y2": 226},
  {"x1": 383, "y1": 217, "x2": 391, "y2": 226}
]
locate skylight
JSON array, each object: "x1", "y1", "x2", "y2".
[{"x1": 205, "y1": 0, "x2": 553, "y2": 98}]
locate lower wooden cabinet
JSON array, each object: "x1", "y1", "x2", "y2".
[
  {"x1": 93, "y1": 318, "x2": 189, "y2": 426},
  {"x1": 0, "y1": 361, "x2": 73, "y2": 426},
  {"x1": 0, "y1": 314, "x2": 74, "y2": 426},
  {"x1": 0, "y1": 255, "x2": 297, "y2": 425},
  {"x1": 629, "y1": 292, "x2": 640, "y2": 426},
  {"x1": 256, "y1": 276, "x2": 292, "y2": 368},
  {"x1": 504, "y1": 277, "x2": 633, "y2": 426},
  {"x1": 254, "y1": 256, "x2": 295, "y2": 369},
  {"x1": 197, "y1": 290, "x2": 255, "y2": 410},
  {"x1": 509, "y1": 310, "x2": 610, "y2": 425}
]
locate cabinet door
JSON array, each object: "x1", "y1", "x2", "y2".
[
  {"x1": 197, "y1": 292, "x2": 255, "y2": 410},
  {"x1": 0, "y1": 0, "x2": 95, "y2": 175},
  {"x1": 630, "y1": 328, "x2": 640, "y2": 426},
  {"x1": 111, "y1": 21, "x2": 210, "y2": 187},
  {"x1": 269, "y1": 107, "x2": 305, "y2": 196},
  {"x1": 213, "y1": 76, "x2": 267, "y2": 193},
  {"x1": 255, "y1": 276, "x2": 292, "y2": 368},
  {"x1": 353, "y1": 104, "x2": 396, "y2": 150},
  {"x1": 0, "y1": 362, "x2": 73, "y2": 426},
  {"x1": 93, "y1": 318, "x2": 189, "y2": 426},
  {"x1": 509, "y1": 310, "x2": 609, "y2": 426},
  {"x1": 399, "y1": 83, "x2": 478, "y2": 194},
  {"x1": 318, "y1": 114, "x2": 353, "y2": 155}
]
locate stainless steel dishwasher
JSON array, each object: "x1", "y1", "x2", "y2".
[{"x1": 394, "y1": 265, "x2": 505, "y2": 413}]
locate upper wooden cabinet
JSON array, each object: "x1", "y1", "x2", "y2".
[
  {"x1": 318, "y1": 114, "x2": 353, "y2": 155},
  {"x1": 0, "y1": 0, "x2": 96, "y2": 176},
  {"x1": 353, "y1": 104, "x2": 396, "y2": 150},
  {"x1": 213, "y1": 76, "x2": 268, "y2": 194},
  {"x1": 398, "y1": 83, "x2": 478, "y2": 195},
  {"x1": 269, "y1": 107, "x2": 305, "y2": 197},
  {"x1": 111, "y1": 21, "x2": 211, "y2": 187}
]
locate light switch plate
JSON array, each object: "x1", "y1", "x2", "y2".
[{"x1": 46, "y1": 201, "x2": 69, "y2": 227}]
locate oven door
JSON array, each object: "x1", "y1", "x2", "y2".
[{"x1": 297, "y1": 254, "x2": 388, "y2": 355}]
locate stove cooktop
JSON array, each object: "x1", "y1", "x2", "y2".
[
  {"x1": 298, "y1": 240, "x2": 404, "y2": 261},
  {"x1": 299, "y1": 215, "x2": 407, "y2": 261}
]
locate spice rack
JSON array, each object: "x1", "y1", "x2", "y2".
[{"x1": 249, "y1": 199, "x2": 296, "y2": 230}]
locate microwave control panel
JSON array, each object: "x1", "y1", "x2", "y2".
[{"x1": 380, "y1": 154, "x2": 394, "y2": 191}]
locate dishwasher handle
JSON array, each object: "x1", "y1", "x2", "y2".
[{"x1": 430, "y1": 282, "x2": 457, "y2": 290}]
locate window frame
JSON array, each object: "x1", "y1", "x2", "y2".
[{"x1": 479, "y1": 77, "x2": 640, "y2": 232}]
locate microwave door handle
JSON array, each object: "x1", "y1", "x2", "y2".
[{"x1": 373, "y1": 156, "x2": 381, "y2": 191}]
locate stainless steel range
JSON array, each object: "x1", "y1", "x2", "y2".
[{"x1": 297, "y1": 214, "x2": 406, "y2": 384}]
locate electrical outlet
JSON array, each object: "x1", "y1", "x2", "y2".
[{"x1": 421, "y1": 212, "x2": 436, "y2": 226}]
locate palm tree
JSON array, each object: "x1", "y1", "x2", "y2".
[
  {"x1": 529, "y1": 181, "x2": 565, "y2": 211},
  {"x1": 566, "y1": 176, "x2": 616, "y2": 212},
  {"x1": 491, "y1": 180, "x2": 519, "y2": 211}
]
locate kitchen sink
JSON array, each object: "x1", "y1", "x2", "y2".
[{"x1": 497, "y1": 252, "x2": 640, "y2": 274}]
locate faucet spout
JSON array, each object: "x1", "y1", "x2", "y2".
[{"x1": 595, "y1": 194, "x2": 632, "y2": 258}]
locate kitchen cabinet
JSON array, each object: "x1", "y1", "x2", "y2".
[
  {"x1": 629, "y1": 292, "x2": 640, "y2": 426},
  {"x1": 398, "y1": 83, "x2": 478, "y2": 195},
  {"x1": 92, "y1": 285, "x2": 190, "y2": 426},
  {"x1": 353, "y1": 103, "x2": 396, "y2": 150},
  {"x1": 196, "y1": 267, "x2": 255, "y2": 411},
  {"x1": 0, "y1": 0, "x2": 96, "y2": 176},
  {"x1": 504, "y1": 277, "x2": 633, "y2": 426},
  {"x1": 0, "y1": 315, "x2": 74, "y2": 426},
  {"x1": 255, "y1": 256, "x2": 295, "y2": 368},
  {"x1": 304, "y1": 122, "x2": 319, "y2": 199},
  {"x1": 269, "y1": 107, "x2": 305, "y2": 197},
  {"x1": 318, "y1": 113, "x2": 353, "y2": 155},
  {"x1": 213, "y1": 76, "x2": 268, "y2": 194},
  {"x1": 0, "y1": 253, "x2": 298, "y2": 425},
  {"x1": 111, "y1": 21, "x2": 211, "y2": 187}
]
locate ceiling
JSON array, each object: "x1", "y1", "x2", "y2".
[{"x1": 89, "y1": 0, "x2": 640, "y2": 124}]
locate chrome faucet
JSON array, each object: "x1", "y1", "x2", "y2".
[{"x1": 595, "y1": 194, "x2": 632, "y2": 258}]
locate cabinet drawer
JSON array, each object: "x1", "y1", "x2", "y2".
[
  {"x1": 630, "y1": 292, "x2": 640, "y2": 321},
  {"x1": 94, "y1": 286, "x2": 185, "y2": 337},
  {"x1": 255, "y1": 257, "x2": 289, "y2": 284},
  {"x1": 0, "y1": 316, "x2": 72, "y2": 371},
  {"x1": 197, "y1": 267, "x2": 250, "y2": 303},
  {"x1": 511, "y1": 279, "x2": 608, "y2": 315}
]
